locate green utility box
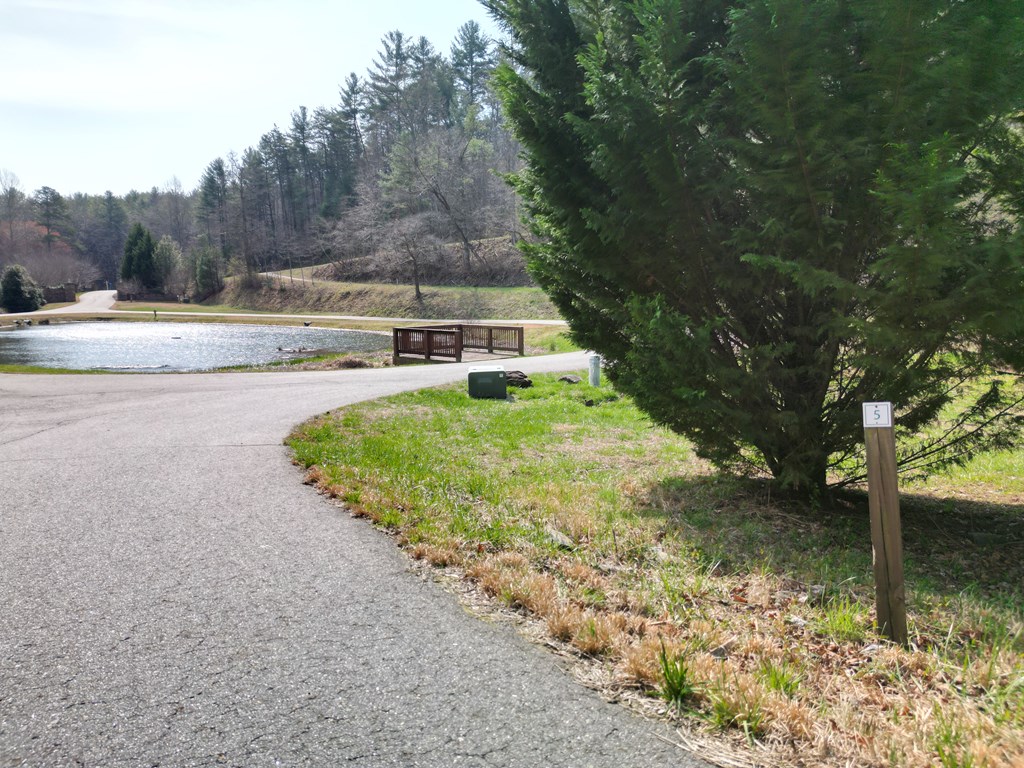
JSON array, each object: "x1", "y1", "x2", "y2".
[{"x1": 468, "y1": 365, "x2": 507, "y2": 399}]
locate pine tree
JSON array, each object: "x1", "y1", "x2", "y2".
[
  {"x1": 120, "y1": 222, "x2": 144, "y2": 282},
  {"x1": 83, "y1": 191, "x2": 128, "y2": 282},
  {"x1": 33, "y1": 186, "x2": 72, "y2": 254},
  {"x1": 198, "y1": 158, "x2": 231, "y2": 253},
  {"x1": 133, "y1": 228, "x2": 157, "y2": 289},
  {"x1": 451, "y1": 20, "x2": 496, "y2": 115},
  {"x1": 313, "y1": 74, "x2": 363, "y2": 217},
  {"x1": 120, "y1": 222, "x2": 158, "y2": 289},
  {"x1": 366, "y1": 30, "x2": 414, "y2": 155},
  {"x1": 486, "y1": 0, "x2": 1024, "y2": 495}
]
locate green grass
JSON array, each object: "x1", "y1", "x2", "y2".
[
  {"x1": 707, "y1": 670, "x2": 767, "y2": 739},
  {"x1": 290, "y1": 376, "x2": 681, "y2": 561},
  {"x1": 911, "y1": 448, "x2": 1024, "y2": 496},
  {"x1": 659, "y1": 640, "x2": 698, "y2": 710},
  {"x1": 0, "y1": 364, "x2": 110, "y2": 374},
  {"x1": 115, "y1": 302, "x2": 265, "y2": 314},
  {"x1": 288, "y1": 373, "x2": 1024, "y2": 768},
  {"x1": 757, "y1": 658, "x2": 802, "y2": 698},
  {"x1": 812, "y1": 594, "x2": 869, "y2": 643}
]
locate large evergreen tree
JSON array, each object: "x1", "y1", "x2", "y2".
[
  {"x1": 313, "y1": 74, "x2": 363, "y2": 217},
  {"x1": 198, "y1": 158, "x2": 231, "y2": 254},
  {"x1": 451, "y1": 20, "x2": 496, "y2": 115},
  {"x1": 1, "y1": 264, "x2": 44, "y2": 312},
  {"x1": 486, "y1": 0, "x2": 1024, "y2": 495},
  {"x1": 33, "y1": 186, "x2": 72, "y2": 254},
  {"x1": 366, "y1": 30, "x2": 415, "y2": 157},
  {"x1": 120, "y1": 222, "x2": 158, "y2": 289}
]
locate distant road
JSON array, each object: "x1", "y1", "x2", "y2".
[
  {"x1": 0, "y1": 356, "x2": 707, "y2": 767},
  {"x1": 1, "y1": 289, "x2": 568, "y2": 327},
  {"x1": 43, "y1": 288, "x2": 120, "y2": 314},
  {"x1": 0, "y1": 289, "x2": 118, "y2": 317}
]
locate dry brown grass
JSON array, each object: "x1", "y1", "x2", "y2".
[
  {"x1": 621, "y1": 634, "x2": 676, "y2": 687},
  {"x1": 347, "y1": 477, "x2": 1024, "y2": 767},
  {"x1": 410, "y1": 542, "x2": 465, "y2": 568},
  {"x1": 210, "y1": 274, "x2": 562, "y2": 321},
  {"x1": 433, "y1": 523, "x2": 1021, "y2": 766}
]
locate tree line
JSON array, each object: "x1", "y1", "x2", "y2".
[{"x1": 0, "y1": 20, "x2": 522, "y2": 299}]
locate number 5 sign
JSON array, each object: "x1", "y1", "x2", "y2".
[
  {"x1": 861, "y1": 400, "x2": 907, "y2": 645},
  {"x1": 863, "y1": 402, "x2": 893, "y2": 428}
]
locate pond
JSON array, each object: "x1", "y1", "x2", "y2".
[{"x1": 0, "y1": 321, "x2": 390, "y2": 372}]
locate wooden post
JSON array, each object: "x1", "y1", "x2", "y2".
[{"x1": 863, "y1": 402, "x2": 908, "y2": 646}]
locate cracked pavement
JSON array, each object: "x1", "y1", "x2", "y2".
[{"x1": 1, "y1": 356, "x2": 708, "y2": 767}]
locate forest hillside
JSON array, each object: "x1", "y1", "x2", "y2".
[{"x1": 0, "y1": 20, "x2": 523, "y2": 300}]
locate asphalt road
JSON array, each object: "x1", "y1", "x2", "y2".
[
  {"x1": 0, "y1": 357, "x2": 706, "y2": 767},
  {"x1": 22, "y1": 289, "x2": 121, "y2": 316}
]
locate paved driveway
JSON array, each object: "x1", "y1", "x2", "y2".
[{"x1": 0, "y1": 358, "x2": 704, "y2": 767}]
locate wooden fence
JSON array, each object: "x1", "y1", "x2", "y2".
[{"x1": 392, "y1": 324, "x2": 525, "y2": 364}]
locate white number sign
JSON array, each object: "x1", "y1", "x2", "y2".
[{"x1": 863, "y1": 402, "x2": 893, "y2": 429}]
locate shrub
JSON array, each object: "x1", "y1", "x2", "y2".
[{"x1": 1, "y1": 264, "x2": 44, "y2": 313}]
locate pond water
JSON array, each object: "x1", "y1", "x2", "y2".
[{"x1": 0, "y1": 321, "x2": 390, "y2": 372}]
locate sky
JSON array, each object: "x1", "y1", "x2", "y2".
[{"x1": 0, "y1": 0, "x2": 499, "y2": 198}]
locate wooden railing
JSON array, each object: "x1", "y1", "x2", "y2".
[{"x1": 393, "y1": 324, "x2": 525, "y2": 364}]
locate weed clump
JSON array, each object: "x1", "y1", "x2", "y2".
[{"x1": 659, "y1": 640, "x2": 697, "y2": 711}]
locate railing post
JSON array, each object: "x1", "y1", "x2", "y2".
[
  {"x1": 517, "y1": 327, "x2": 525, "y2": 356},
  {"x1": 455, "y1": 329, "x2": 464, "y2": 363},
  {"x1": 392, "y1": 328, "x2": 401, "y2": 365},
  {"x1": 425, "y1": 330, "x2": 433, "y2": 360},
  {"x1": 487, "y1": 328, "x2": 494, "y2": 353}
]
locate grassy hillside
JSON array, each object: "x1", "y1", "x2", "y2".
[
  {"x1": 311, "y1": 236, "x2": 533, "y2": 287},
  {"x1": 209, "y1": 276, "x2": 561, "y2": 320}
]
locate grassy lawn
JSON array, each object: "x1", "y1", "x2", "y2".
[
  {"x1": 113, "y1": 302, "x2": 265, "y2": 314},
  {"x1": 288, "y1": 373, "x2": 1023, "y2": 768},
  {"x1": 111, "y1": 308, "x2": 395, "y2": 331},
  {"x1": 0, "y1": 364, "x2": 110, "y2": 374}
]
